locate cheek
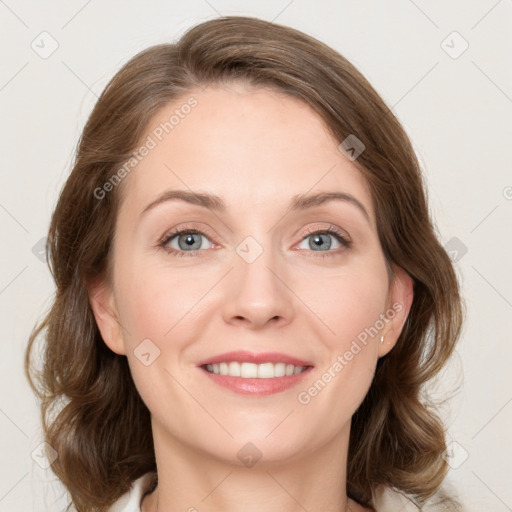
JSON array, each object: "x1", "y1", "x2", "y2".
[
  {"x1": 305, "y1": 260, "x2": 389, "y2": 349},
  {"x1": 116, "y1": 244, "x2": 389, "y2": 350},
  {"x1": 114, "y1": 255, "x2": 208, "y2": 343},
  {"x1": 296, "y1": 269, "x2": 388, "y2": 420},
  {"x1": 113, "y1": 259, "x2": 204, "y2": 416}
]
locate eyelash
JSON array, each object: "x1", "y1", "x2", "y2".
[{"x1": 158, "y1": 224, "x2": 352, "y2": 259}]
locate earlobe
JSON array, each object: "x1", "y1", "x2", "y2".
[
  {"x1": 88, "y1": 279, "x2": 126, "y2": 356},
  {"x1": 378, "y1": 266, "x2": 414, "y2": 357}
]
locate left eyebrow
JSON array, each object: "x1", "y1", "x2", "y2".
[
  {"x1": 289, "y1": 191, "x2": 371, "y2": 224},
  {"x1": 140, "y1": 189, "x2": 371, "y2": 224}
]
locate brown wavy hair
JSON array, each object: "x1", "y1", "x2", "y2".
[{"x1": 24, "y1": 15, "x2": 464, "y2": 511}]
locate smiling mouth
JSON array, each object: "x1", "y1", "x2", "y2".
[{"x1": 202, "y1": 361, "x2": 311, "y2": 378}]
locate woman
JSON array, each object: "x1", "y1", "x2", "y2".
[{"x1": 25, "y1": 15, "x2": 464, "y2": 512}]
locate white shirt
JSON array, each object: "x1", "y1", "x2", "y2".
[
  {"x1": 99, "y1": 472, "x2": 456, "y2": 511},
  {"x1": 105, "y1": 473, "x2": 153, "y2": 511}
]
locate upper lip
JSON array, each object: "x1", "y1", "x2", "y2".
[{"x1": 197, "y1": 350, "x2": 313, "y2": 367}]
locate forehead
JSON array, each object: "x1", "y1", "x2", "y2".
[{"x1": 117, "y1": 84, "x2": 374, "y2": 223}]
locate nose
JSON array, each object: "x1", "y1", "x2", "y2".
[{"x1": 221, "y1": 241, "x2": 294, "y2": 330}]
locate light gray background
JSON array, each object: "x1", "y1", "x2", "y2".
[{"x1": 1, "y1": 1, "x2": 511, "y2": 510}]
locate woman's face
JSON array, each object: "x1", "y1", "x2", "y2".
[{"x1": 91, "y1": 83, "x2": 412, "y2": 465}]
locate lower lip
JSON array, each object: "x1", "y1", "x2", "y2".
[{"x1": 200, "y1": 366, "x2": 313, "y2": 396}]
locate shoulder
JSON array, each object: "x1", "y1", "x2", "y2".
[
  {"x1": 81, "y1": 472, "x2": 157, "y2": 512},
  {"x1": 372, "y1": 486, "x2": 422, "y2": 511},
  {"x1": 372, "y1": 480, "x2": 461, "y2": 512},
  {"x1": 106, "y1": 472, "x2": 157, "y2": 512},
  {"x1": 65, "y1": 472, "x2": 156, "y2": 512}
]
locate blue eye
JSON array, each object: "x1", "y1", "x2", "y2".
[
  {"x1": 158, "y1": 224, "x2": 351, "y2": 258},
  {"x1": 296, "y1": 226, "x2": 352, "y2": 258},
  {"x1": 160, "y1": 228, "x2": 213, "y2": 257},
  {"x1": 298, "y1": 227, "x2": 351, "y2": 254}
]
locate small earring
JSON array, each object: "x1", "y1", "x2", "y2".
[{"x1": 380, "y1": 335, "x2": 384, "y2": 344}]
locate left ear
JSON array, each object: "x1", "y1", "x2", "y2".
[{"x1": 378, "y1": 265, "x2": 414, "y2": 358}]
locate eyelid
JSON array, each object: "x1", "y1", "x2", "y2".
[
  {"x1": 299, "y1": 224, "x2": 352, "y2": 244},
  {"x1": 159, "y1": 223, "x2": 218, "y2": 247}
]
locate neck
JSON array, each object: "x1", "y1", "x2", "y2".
[{"x1": 141, "y1": 418, "x2": 362, "y2": 512}]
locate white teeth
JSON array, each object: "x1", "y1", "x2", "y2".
[
  {"x1": 228, "y1": 361, "x2": 240, "y2": 377},
  {"x1": 274, "y1": 362, "x2": 286, "y2": 377},
  {"x1": 205, "y1": 361, "x2": 307, "y2": 378},
  {"x1": 240, "y1": 362, "x2": 258, "y2": 378},
  {"x1": 257, "y1": 363, "x2": 274, "y2": 379}
]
